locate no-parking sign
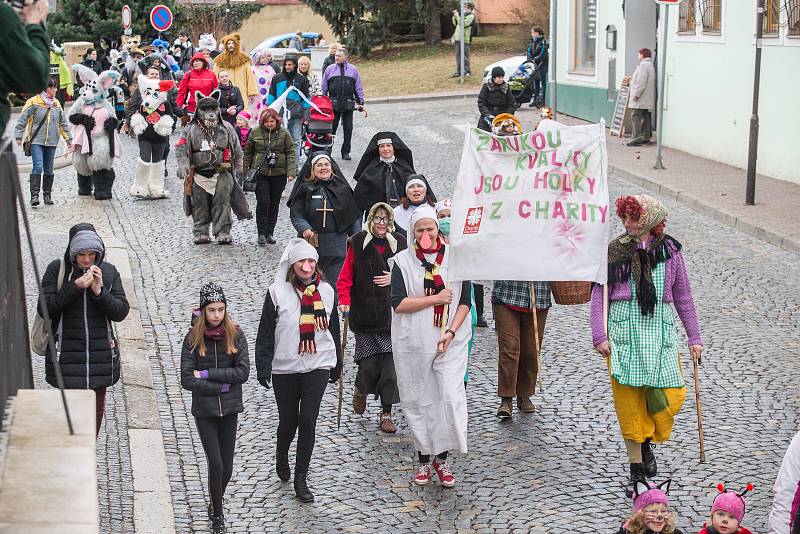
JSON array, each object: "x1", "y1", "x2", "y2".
[{"x1": 149, "y1": 5, "x2": 173, "y2": 32}]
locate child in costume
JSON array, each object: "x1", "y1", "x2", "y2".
[
  {"x1": 235, "y1": 110, "x2": 251, "y2": 152},
  {"x1": 617, "y1": 480, "x2": 683, "y2": 534},
  {"x1": 698, "y1": 484, "x2": 754, "y2": 534}
]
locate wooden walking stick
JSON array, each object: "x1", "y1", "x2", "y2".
[
  {"x1": 337, "y1": 313, "x2": 349, "y2": 430},
  {"x1": 530, "y1": 283, "x2": 543, "y2": 393},
  {"x1": 692, "y1": 351, "x2": 706, "y2": 463}
]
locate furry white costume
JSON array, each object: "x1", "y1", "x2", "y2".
[
  {"x1": 67, "y1": 65, "x2": 122, "y2": 200},
  {"x1": 129, "y1": 75, "x2": 176, "y2": 199}
]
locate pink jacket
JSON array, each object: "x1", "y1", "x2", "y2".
[{"x1": 589, "y1": 249, "x2": 702, "y2": 348}]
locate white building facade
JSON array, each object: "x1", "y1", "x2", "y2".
[{"x1": 551, "y1": 0, "x2": 800, "y2": 184}]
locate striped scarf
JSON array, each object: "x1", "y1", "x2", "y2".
[
  {"x1": 298, "y1": 275, "x2": 328, "y2": 354},
  {"x1": 414, "y1": 239, "x2": 446, "y2": 326}
]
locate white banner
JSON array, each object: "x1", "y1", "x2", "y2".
[{"x1": 448, "y1": 120, "x2": 609, "y2": 284}]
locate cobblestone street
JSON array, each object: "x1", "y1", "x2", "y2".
[{"x1": 19, "y1": 100, "x2": 800, "y2": 533}]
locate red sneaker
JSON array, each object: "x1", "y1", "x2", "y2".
[
  {"x1": 413, "y1": 464, "x2": 431, "y2": 486},
  {"x1": 432, "y1": 459, "x2": 456, "y2": 488}
]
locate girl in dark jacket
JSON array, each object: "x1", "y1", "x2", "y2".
[
  {"x1": 180, "y1": 283, "x2": 250, "y2": 534},
  {"x1": 40, "y1": 223, "x2": 130, "y2": 436},
  {"x1": 477, "y1": 66, "x2": 517, "y2": 132},
  {"x1": 243, "y1": 108, "x2": 296, "y2": 246}
]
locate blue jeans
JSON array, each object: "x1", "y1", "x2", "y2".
[
  {"x1": 286, "y1": 116, "x2": 303, "y2": 170},
  {"x1": 30, "y1": 144, "x2": 57, "y2": 174}
]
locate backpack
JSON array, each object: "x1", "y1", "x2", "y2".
[
  {"x1": 31, "y1": 258, "x2": 65, "y2": 356},
  {"x1": 470, "y1": 19, "x2": 480, "y2": 39}
]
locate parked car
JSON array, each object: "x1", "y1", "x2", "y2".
[
  {"x1": 249, "y1": 32, "x2": 322, "y2": 61},
  {"x1": 482, "y1": 55, "x2": 527, "y2": 83}
]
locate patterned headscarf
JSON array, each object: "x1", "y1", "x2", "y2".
[{"x1": 619, "y1": 194, "x2": 668, "y2": 244}]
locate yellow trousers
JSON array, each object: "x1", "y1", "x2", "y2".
[{"x1": 608, "y1": 358, "x2": 686, "y2": 443}]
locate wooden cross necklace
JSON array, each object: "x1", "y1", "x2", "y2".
[{"x1": 316, "y1": 196, "x2": 334, "y2": 228}]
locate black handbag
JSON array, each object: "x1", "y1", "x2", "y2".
[
  {"x1": 23, "y1": 109, "x2": 49, "y2": 157},
  {"x1": 243, "y1": 162, "x2": 261, "y2": 192}
]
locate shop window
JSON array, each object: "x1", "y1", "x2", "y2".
[
  {"x1": 788, "y1": 0, "x2": 800, "y2": 36},
  {"x1": 763, "y1": 0, "x2": 781, "y2": 35},
  {"x1": 571, "y1": 0, "x2": 597, "y2": 74}
]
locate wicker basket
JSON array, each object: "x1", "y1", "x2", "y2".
[{"x1": 550, "y1": 281, "x2": 592, "y2": 305}]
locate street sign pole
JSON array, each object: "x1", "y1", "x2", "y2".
[
  {"x1": 746, "y1": 0, "x2": 764, "y2": 205},
  {"x1": 459, "y1": 0, "x2": 465, "y2": 84},
  {"x1": 653, "y1": 5, "x2": 670, "y2": 170}
]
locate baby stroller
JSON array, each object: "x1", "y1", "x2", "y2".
[
  {"x1": 508, "y1": 61, "x2": 544, "y2": 108},
  {"x1": 303, "y1": 95, "x2": 335, "y2": 158}
]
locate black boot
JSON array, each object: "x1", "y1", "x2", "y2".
[
  {"x1": 42, "y1": 174, "x2": 54, "y2": 205},
  {"x1": 77, "y1": 174, "x2": 92, "y2": 196},
  {"x1": 293, "y1": 472, "x2": 314, "y2": 503},
  {"x1": 276, "y1": 450, "x2": 291, "y2": 482},
  {"x1": 211, "y1": 514, "x2": 226, "y2": 534},
  {"x1": 625, "y1": 463, "x2": 647, "y2": 498},
  {"x1": 29, "y1": 173, "x2": 41, "y2": 206},
  {"x1": 642, "y1": 438, "x2": 657, "y2": 478},
  {"x1": 93, "y1": 169, "x2": 115, "y2": 200}
]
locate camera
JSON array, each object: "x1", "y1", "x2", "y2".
[{"x1": 266, "y1": 152, "x2": 277, "y2": 168}]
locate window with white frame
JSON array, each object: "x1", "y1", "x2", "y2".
[
  {"x1": 763, "y1": 0, "x2": 781, "y2": 35},
  {"x1": 788, "y1": 0, "x2": 800, "y2": 36},
  {"x1": 570, "y1": 0, "x2": 597, "y2": 73},
  {"x1": 699, "y1": 0, "x2": 723, "y2": 34},
  {"x1": 678, "y1": 0, "x2": 697, "y2": 33}
]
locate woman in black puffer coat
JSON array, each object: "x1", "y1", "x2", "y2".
[
  {"x1": 181, "y1": 282, "x2": 249, "y2": 534},
  {"x1": 477, "y1": 66, "x2": 517, "y2": 132},
  {"x1": 40, "y1": 222, "x2": 129, "y2": 435}
]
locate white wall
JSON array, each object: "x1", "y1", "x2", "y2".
[{"x1": 663, "y1": 2, "x2": 800, "y2": 183}]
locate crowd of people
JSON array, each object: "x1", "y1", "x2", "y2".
[{"x1": 3, "y1": 10, "x2": 799, "y2": 534}]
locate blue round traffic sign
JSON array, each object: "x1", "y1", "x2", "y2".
[{"x1": 149, "y1": 5, "x2": 173, "y2": 32}]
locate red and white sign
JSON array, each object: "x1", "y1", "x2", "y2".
[
  {"x1": 462, "y1": 207, "x2": 483, "y2": 235},
  {"x1": 121, "y1": 4, "x2": 131, "y2": 29},
  {"x1": 654, "y1": 0, "x2": 685, "y2": 5},
  {"x1": 149, "y1": 4, "x2": 173, "y2": 32}
]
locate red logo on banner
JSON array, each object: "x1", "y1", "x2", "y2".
[{"x1": 463, "y1": 207, "x2": 484, "y2": 234}]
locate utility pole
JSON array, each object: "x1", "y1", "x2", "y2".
[
  {"x1": 459, "y1": 0, "x2": 465, "y2": 84},
  {"x1": 225, "y1": 0, "x2": 232, "y2": 35},
  {"x1": 653, "y1": 5, "x2": 670, "y2": 170},
  {"x1": 549, "y1": 0, "x2": 557, "y2": 120},
  {"x1": 746, "y1": 0, "x2": 764, "y2": 205}
]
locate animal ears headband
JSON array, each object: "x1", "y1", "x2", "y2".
[
  {"x1": 633, "y1": 479, "x2": 671, "y2": 499},
  {"x1": 716, "y1": 482, "x2": 753, "y2": 497}
]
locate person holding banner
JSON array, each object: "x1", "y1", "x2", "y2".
[
  {"x1": 287, "y1": 153, "x2": 361, "y2": 287},
  {"x1": 590, "y1": 194, "x2": 703, "y2": 496},
  {"x1": 337, "y1": 202, "x2": 406, "y2": 433},
  {"x1": 477, "y1": 67, "x2": 516, "y2": 132},
  {"x1": 392, "y1": 174, "x2": 437, "y2": 233},
  {"x1": 391, "y1": 207, "x2": 472, "y2": 488}
]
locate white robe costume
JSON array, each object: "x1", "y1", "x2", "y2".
[{"x1": 390, "y1": 208, "x2": 469, "y2": 456}]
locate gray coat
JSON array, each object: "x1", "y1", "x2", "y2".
[
  {"x1": 14, "y1": 95, "x2": 72, "y2": 147},
  {"x1": 629, "y1": 57, "x2": 656, "y2": 110}
]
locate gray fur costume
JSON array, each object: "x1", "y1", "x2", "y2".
[
  {"x1": 67, "y1": 65, "x2": 122, "y2": 200},
  {"x1": 176, "y1": 91, "x2": 249, "y2": 244}
]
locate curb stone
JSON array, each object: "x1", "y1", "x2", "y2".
[{"x1": 102, "y1": 243, "x2": 176, "y2": 534}]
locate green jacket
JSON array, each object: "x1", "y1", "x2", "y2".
[
  {"x1": 243, "y1": 125, "x2": 296, "y2": 178},
  {"x1": 0, "y1": 3, "x2": 50, "y2": 135},
  {"x1": 452, "y1": 12, "x2": 475, "y2": 44}
]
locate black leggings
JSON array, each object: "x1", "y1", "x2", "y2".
[
  {"x1": 255, "y1": 174, "x2": 287, "y2": 236},
  {"x1": 272, "y1": 369, "x2": 329, "y2": 474},
  {"x1": 418, "y1": 451, "x2": 448, "y2": 464},
  {"x1": 195, "y1": 414, "x2": 238, "y2": 516}
]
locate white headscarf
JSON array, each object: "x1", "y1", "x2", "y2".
[
  {"x1": 275, "y1": 238, "x2": 320, "y2": 285},
  {"x1": 407, "y1": 205, "x2": 438, "y2": 248}
]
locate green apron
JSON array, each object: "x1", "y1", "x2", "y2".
[{"x1": 608, "y1": 261, "x2": 684, "y2": 389}]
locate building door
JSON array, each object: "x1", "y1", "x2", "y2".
[{"x1": 624, "y1": 1, "x2": 657, "y2": 76}]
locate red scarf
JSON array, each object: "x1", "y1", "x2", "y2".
[
  {"x1": 205, "y1": 324, "x2": 226, "y2": 340},
  {"x1": 414, "y1": 238, "x2": 446, "y2": 326},
  {"x1": 298, "y1": 275, "x2": 328, "y2": 354}
]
